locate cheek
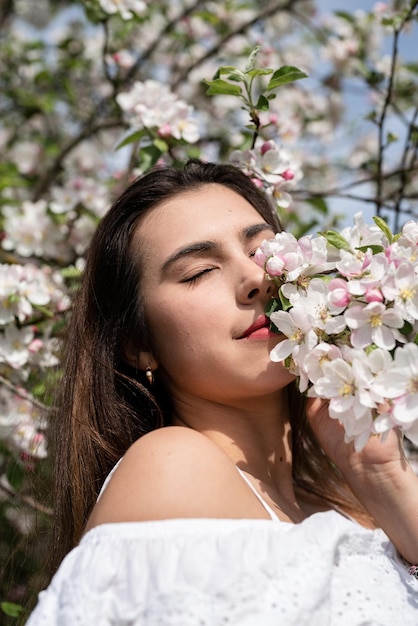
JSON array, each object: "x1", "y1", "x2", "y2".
[{"x1": 145, "y1": 298, "x2": 204, "y2": 361}]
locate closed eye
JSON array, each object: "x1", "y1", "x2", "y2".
[{"x1": 180, "y1": 267, "x2": 217, "y2": 285}]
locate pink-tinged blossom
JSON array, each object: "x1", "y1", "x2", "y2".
[
  {"x1": 107, "y1": 49, "x2": 136, "y2": 70},
  {"x1": 344, "y1": 302, "x2": 404, "y2": 350},
  {"x1": 328, "y1": 278, "x2": 351, "y2": 308},
  {"x1": 117, "y1": 80, "x2": 200, "y2": 143},
  {"x1": 336, "y1": 248, "x2": 373, "y2": 279},
  {"x1": 381, "y1": 262, "x2": 418, "y2": 321},
  {"x1": 229, "y1": 142, "x2": 303, "y2": 209},
  {"x1": 346, "y1": 253, "x2": 388, "y2": 296},
  {"x1": 364, "y1": 287, "x2": 384, "y2": 303},
  {"x1": 294, "y1": 279, "x2": 346, "y2": 335},
  {"x1": 256, "y1": 232, "x2": 331, "y2": 285},
  {"x1": 262, "y1": 212, "x2": 418, "y2": 447},
  {"x1": 372, "y1": 343, "x2": 418, "y2": 444},
  {"x1": 0, "y1": 389, "x2": 47, "y2": 459}
]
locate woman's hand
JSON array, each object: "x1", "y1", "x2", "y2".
[
  {"x1": 306, "y1": 397, "x2": 418, "y2": 565},
  {"x1": 305, "y1": 397, "x2": 406, "y2": 476}
]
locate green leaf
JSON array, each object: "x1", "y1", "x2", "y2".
[
  {"x1": 319, "y1": 229, "x2": 351, "y2": 250},
  {"x1": 279, "y1": 290, "x2": 292, "y2": 311},
  {"x1": 267, "y1": 66, "x2": 308, "y2": 91},
  {"x1": 381, "y1": 16, "x2": 396, "y2": 26},
  {"x1": 204, "y1": 79, "x2": 243, "y2": 96},
  {"x1": 265, "y1": 296, "x2": 282, "y2": 317},
  {"x1": 305, "y1": 197, "x2": 329, "y2": 215},
  {"x1": 1, "y1": 602, "x2": 23, "y2": 617},
  {"x1": 400, "y1": 320, "x2": 413, "y2": 336},
  {"x1": 386, "y1": 131, "x2": 398, "y2": 144},
  {"x1": 245, "y1": 45, "x2": 262, "y2": 72},
  {"x1": 334, "y1": 11, "x2": 355, "y2": 23},
  {"x1": 32, "y1": 304, "x2": 54, "y2": 318},
  {"x1": 255, "y1": 94, "x2": 270, "y2": 111},
  {"x1": 294, "y1": 219, "x2": 319, "y2": 238},
  {"x1": 153, "y1": 138, "x2": 168, "y2": 152},
  {"x1": 404, "y1": 62, "x2": 418, "y2": 75},
  {"x1": 246, "y1": 68, "x2": 274, "y2": 78},
  {"x1": 116, "y1": 128, "x2": 148, "y2": 150},
  {"x1": 355, "y1": 245, "x2": 385, "y2": 254},
  {"x1": 139, "y1": 144, "x2": 162, "y2": 171},
  {"x1": 60, "y1": 266, "x2": 83, "y2": 279},
  {"x1": 373, "y1": 216, "x2": 393, "y2": 243},
  {"x1": 213, "y1": 66, "x2": 244, "y2": 79}
]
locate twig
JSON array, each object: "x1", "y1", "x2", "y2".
[
  {"x1": 295, "y1": 162, "x2": 418, "y2": 196},
  {"x1": 171, "y1": 0, "x2": 304, "y2": 90},
  {"x1": 0, "y1": 478, "x2": 53, "y2": 516},
  {"x1": 393, "y1": 104, "x2": 418, "y2": 229},
  {"x1": 125, "y1": 0, "x2": 207, "y2": 84},
  {"x1": 0, "y1": 374, "x2": 51, "y2": 413},
  {"x1": 31, "y1": 118, "x2": 123, "y2": 201},
  {"x1": 375, "y1": 2, "x2": 418, "y2": 216}
]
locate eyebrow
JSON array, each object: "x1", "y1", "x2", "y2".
[{"x1": 161, "y1": 222, "x2": 274, "y2": 273}]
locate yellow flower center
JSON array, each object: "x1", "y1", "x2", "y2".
[
  {"x1": 340, "y1": 382, "x2": 354, "y2": 396},
  {"x1": 369, "y1": 313, "x2": 382, "y2": 328},
  {"x1": 319, "y1": 354, "x2": 331, "y2": 367},
  {"x1": 407, "y1": 377, "x2": 418, "y2": 394},
  {"x1": 290, "y1": 329, "x2": 303, "y2": 342},
  {"x1": 399, "y1": 286, "x2": 415, "y2": 302}
]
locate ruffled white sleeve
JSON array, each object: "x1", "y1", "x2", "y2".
[{"x1": 27, "y1": 513, "x2": 418, "y2": 626}]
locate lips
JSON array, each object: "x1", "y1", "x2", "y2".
[{"x1": 239, "y1": 314, "x2": 272, "y2": 339}]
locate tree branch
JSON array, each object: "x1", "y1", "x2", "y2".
[
  {"x1": 31, "y1": 118, "x2": 123, "y2": 202},
  {"x1": 0, "y1": 477, "x2": 53, "y2": 516},
  {"x1": 125, "y1": 0, "x2": 207, "y2": 84},
  {"x1": 0, "y1": 374, "x2": 52, "y2": 413},
  {"x1": 171, "y1": 0, "x2": 305, "y2": 90}
]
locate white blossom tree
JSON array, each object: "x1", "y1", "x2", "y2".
[{"x1": 0, "y1": 0, "x2": 417, "y2": 620}]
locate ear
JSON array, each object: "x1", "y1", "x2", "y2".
[{"x1": 124, "y1": 342, "x2": 159, "y2": 373}]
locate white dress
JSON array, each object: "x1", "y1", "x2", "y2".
[{"x1": 27, "y1": 466, "x2": 418, "y2": 626}]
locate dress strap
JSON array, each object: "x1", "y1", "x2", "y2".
[
  {"x1": 97, "y1": 457, "x2": 123, "y2": 501},
  {"x1": 235, "y1": 467, "x2": 281, "y2": 522}
]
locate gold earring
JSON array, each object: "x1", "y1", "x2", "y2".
[{"x1": 145, "y1": 367, "x2": 154, "y2": 385}]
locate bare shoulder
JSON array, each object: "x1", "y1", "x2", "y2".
[{"x1": 85, "y1": 427, "x2": 257, "y2": 529}]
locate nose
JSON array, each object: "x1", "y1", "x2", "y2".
[{"x1": 236, "y1": 256, "x2": 273, "y2": 305}]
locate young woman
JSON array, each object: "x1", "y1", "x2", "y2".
[{"x1": 28, "y1": 160, "x2": 418, "y2": 625}]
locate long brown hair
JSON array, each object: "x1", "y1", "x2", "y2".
[{"x1": 49, "y1": 160, "x2": 369, "y2": 576}]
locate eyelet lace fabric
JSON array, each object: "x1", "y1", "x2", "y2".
[{"x1": 27, "y1": 513, "x2": 418, "y2": 626}]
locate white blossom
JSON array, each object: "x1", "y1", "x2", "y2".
[{"x1": 98, "y1": 0, "x2": 147, "y2": 20}]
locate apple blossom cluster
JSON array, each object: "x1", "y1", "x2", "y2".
[
  {"x1": 117, "y1": 80, "x2": 200, "y2": 144},
  {"x1": 0, "y1": 387, "x2": 47, "y2": 462},
  {"x1": 0, "y1": 264, "x2": 67, "y2": 379},
  {"x1": 98, "y1": 0, "x2": 147, "y2": 21},
  {"x1": 255, "y1": 213, "x2": 418, "y2": 450},
  {"x1": 320, "y1": 9, "x2": 384, "y2": 74},
  {"x1": 230, "y1": 141, "x2": 303, "y2": 209}
]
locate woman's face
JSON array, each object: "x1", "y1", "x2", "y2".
[{"x1": 132, "y1": 183, "x2": 293, "y2": 406}]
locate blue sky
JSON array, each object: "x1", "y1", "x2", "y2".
[{"x1": 314, "y1": 1, "x2": 417, "y2": 229}]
